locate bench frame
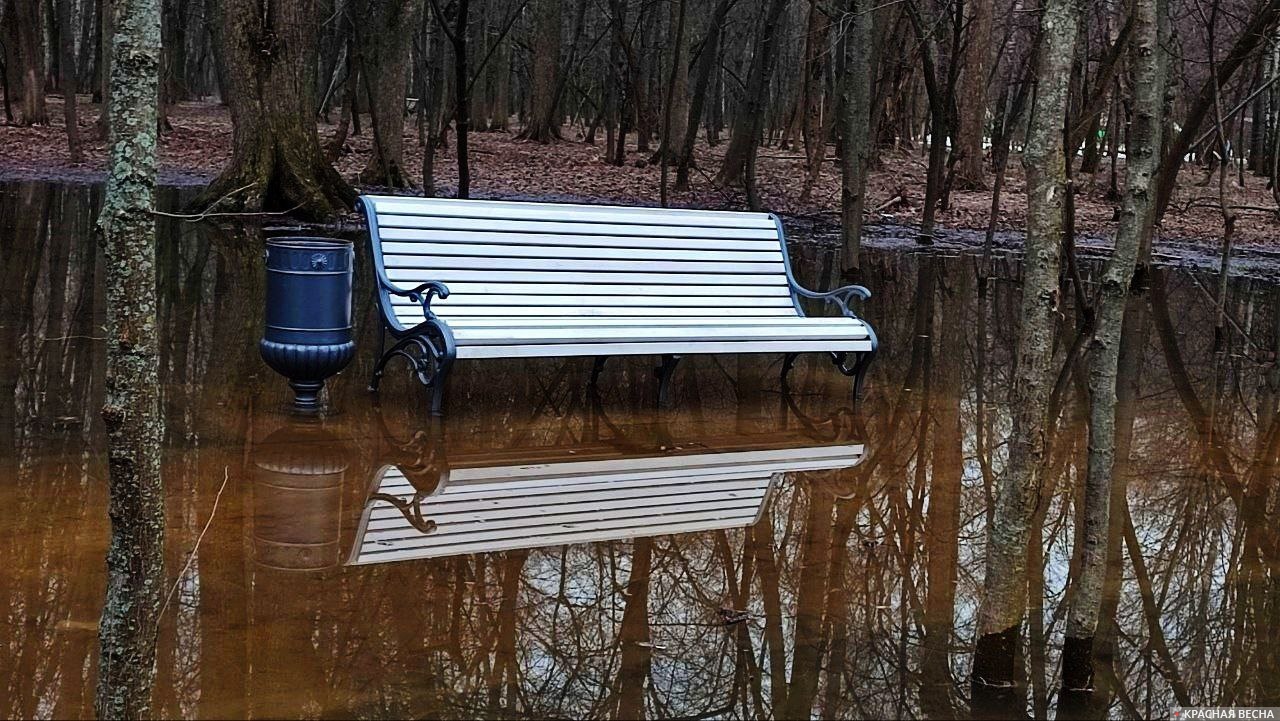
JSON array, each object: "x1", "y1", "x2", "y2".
[{"x1": 359, "y1": 197, "x2": 878, "y2": 415}]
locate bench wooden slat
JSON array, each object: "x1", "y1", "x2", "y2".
[
  {"x1": 379, "y1": 240, "x2": 785, "y2": 262},
  {"x1": 382, "y1": 254, "x2": 786, "y2": 275},
  {"x1": 386, "y1": 269, "x2": 787, "y2": 286},
  {"x1": 421, "y1": 306, "x2": 802, "y2": 318},
  {"x1": 449, "y1": 324, "x2": 868, "y2": 346},
  {"x1": 395, "y1": 282, "x2": 793, "y2": 297},
  {"x1": 378, "y1": 227, "x2": 786, "y2": 252},
  {"x1": 441, "y1": 317, "x2": 856, "y2": 327},
  {"x1": 456, "y1": 339, "x2": 873, "y2": 359},
  {"x1": 369, "y1": 196, "x2": 778, "y2": 228},
  {"x1": 352, "y1": 514, "x2": 764, "y2": 564},
  {"x1": 376, "y1": 213, "x2": 781, "y2": 240},
  {"x1": 366, "y1": 480, "x2": 771, "y2": 532}
]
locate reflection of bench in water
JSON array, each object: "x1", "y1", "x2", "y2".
[{"x1": 350, "y1": 443, "x2": 864, "y2": 565}]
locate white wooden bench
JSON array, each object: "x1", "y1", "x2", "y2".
[
  {"x1": 349, "y1": 442, "x2": 865, "y2": 565},
  {"x1": 359, "y1": 195, "x2": 877, "y2": 415}
]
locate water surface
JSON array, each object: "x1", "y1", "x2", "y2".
[{"x1": 0, "y1": 182, "x2": 1274, "y2": 719}]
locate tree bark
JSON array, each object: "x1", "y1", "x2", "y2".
[
  {"x1": 58, "y1": 0, "x2": 84, "y2": 161},
  {"x1": 196, "y1": 0, "x2": 355, "y2": 219},
  {"x1": 972, "y1": 0, "x2": 1082, "y2": 697},
  {"x1": 715, "y1": 0, "x2": 790, "y2": 189},
  {"x1": 1063, "y1": 0, "x2": 1164, "y2": 698},
  {"x1": 798, "y1": 0, "x2": 832, "y2": 203},
  {"x1": 95, "y1": 0, "x2": 165, "y2": 714},
  {"x1": 652, "y1": 0, "x2": 689, "y2": 164},
  {"x1": 839, "y1": 0, "x2": 873, "y2": 276},
  {"x1": 517, "y1": 0, "x2": 562, "y2": 142},
  {"x1": 675, "y1": 0, "x2": 735, "y2": 190},
  {"x1": 9, "y1": 0, "x2": 49, "y2": 124},
  {"x1": 954, "y1": 0, "x2": 993, "y2": 189},
  {"x1": 357, "y1": 0, "x2": 421, "y2": 186}
]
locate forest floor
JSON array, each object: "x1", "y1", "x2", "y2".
[{"x1": 4, "y1": 95, "x2": 1279, "y2": 246}]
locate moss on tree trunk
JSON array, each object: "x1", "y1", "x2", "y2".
[{"x1": 95, "y1": 0, "x2": 165, "y2": 715}]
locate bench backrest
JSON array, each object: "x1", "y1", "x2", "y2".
[{"x1": 361, "y1": 195, "x2": 803, "y2": 327}]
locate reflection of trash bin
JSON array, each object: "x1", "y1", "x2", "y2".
[
  {"x1": 250, "y1": 421, "x2": 347, "y2": 571},
  {"x1": 259, "y1": 237, "x2": 355, "y2": 413}
]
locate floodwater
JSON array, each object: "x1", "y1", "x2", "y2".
[{"x1": 1, "y1": 181, "x2": 1276, "y2": 719}]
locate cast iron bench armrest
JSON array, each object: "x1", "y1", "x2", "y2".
[
  {"x1": 789, "y1": 282, "x2": 871, "y2": 317},
  {"x1": 384, "y1": 280, "x2": 451, "y2": 319}
]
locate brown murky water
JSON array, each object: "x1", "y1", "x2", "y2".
[{"x1": 1, "y1": 182, "x2": 1277, "y2": 719}]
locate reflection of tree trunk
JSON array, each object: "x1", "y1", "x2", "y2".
[
  {"x1": 1064, "y1": 0, "x2": 1164, "y2": 702},
  {"x1": 974, "y1": 0, "x2": 1080, "y2": 701},
  {"x1": 488, "y1": 551, "x2": 527, "y2": 712},
  {"x1": 1149, "y1": 270, "x2": 1241, "y2": 496},
  {"x1": 95, "y1": 0, "x2": 166, "y2": 713},
  {"x1": 753, "y1": 517, "x2": 788, "y2": 712},
  {"x1": 615, "y1": 539, "x2": 652, "y2": 720},
  {"x1": 919, "y1": 268, "x2": 964, "y2": 720},
  {"x1": 779, "y1": 479, "x2": 834, "y2": 720}
]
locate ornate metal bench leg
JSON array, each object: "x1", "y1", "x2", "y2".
[
  {"x1": 852, "y1": 348, "x2": 876, "y2": 401},
  {"x1": 655, "y1": 354, "x2": 682, "y2": 407},
  {"x1": 429, "y1": 358, "x2": 452, "y2": 417},
  {"x1": 590, "y1": 356, "x2": 610, "y2": 385},
  {"x1": 780, "y1": 352, "x2": 800, "y2": 387},
  {"x1": 369, "y1": 324, "x2": 388, "y2": 392}
]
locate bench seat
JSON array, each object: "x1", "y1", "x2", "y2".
[{"x1": 360, "y1": 195, "x2": 878, "y2": 414}]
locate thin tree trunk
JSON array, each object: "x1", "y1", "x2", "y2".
[
  {"x1": 95, "y1": 0, "x2": 165, "y2": 713},
  {"x1": 675, "y1": 0, "x2": 735, "y2": 190},
  {"x1": 58, "y1": 0, "x2": 84, "y2": 162},
  {"x1": 1063, "y1": 0, "x2": 1164, "y2": 698},
  {"x1": 798, "y1": 0, "x2": 832, "y2": 203},
  {"x1": 955, "y1": 0, "x2": 993, "y2": 189},
  {"x1": 972, "y1": 0, "x2": 1082, "y2": 699},
  {"x1": 715, "y1": 0, "x2": 789, "y2": 188},
  {"x1": 659, "y1": 0, "x2": 686, "y2": 207},
  {"x1": 839, "y1": 0, "x2": 873, "y2": 277}
]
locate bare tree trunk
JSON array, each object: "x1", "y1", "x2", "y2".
[
  {"x1": 358, "y1": 0, "x2": 421, "y2": 186},
  {"x1": 675, "y1": 0, "x2": 734, "y2": 190},
  {"x1": 839, "y1": 0, "x2": 873, "y2": 277},
  {"x1": 58, "y1": 0, "x2": 84, "y2": 161},
  {"x1": 9, "y1": 0, "x2": 49, "y2": 124},
  {"x1": 659, "y1": 0, "x2": 686, "y2": 206},
  {"x1": 955, "y1": 0, "x2": 993, "y2": 188},
  {"x1": 95, "y1": 0, "x2": 165, "y2": 714},
  {"x1": 715, "y1": 0, "x2": 789, "y2": 189},
  {"x1": 652, "y1": 0, "x2": 689, "y2": 164},
  {"x1": 798, "y1": 0, "x2": 832, "y2": 203},
  {"x1": 1063, "y1": 0, "x2": 1164, "y2": 699},
  {"x1": 972, "y1": 0, "x2": 1081, "y2": 699},
  {"x1": 517, "y1": 0, "x2": 562, "y2": 142},
  {"x1": 197, "y1": 0, "x2": 355, "y2": 219}
]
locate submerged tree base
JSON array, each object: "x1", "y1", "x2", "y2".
[
  {"x1": 192, "y1": 134, "x2": 355, "y2": 222},
  {"x1": 971, "y1": 626, "x2": 1023, "y2": 718}
]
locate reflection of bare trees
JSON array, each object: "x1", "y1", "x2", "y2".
[{"x1": 8, "y1": 183, "x2": 1280, "y2": 718}]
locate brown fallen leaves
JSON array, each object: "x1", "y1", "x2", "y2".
[{"x1": 3, "y1": 94, "x2": 1278, "y2": 244}]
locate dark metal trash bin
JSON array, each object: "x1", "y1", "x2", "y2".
[{"x1": 260, "y1": 237, "x2": 355, "y2": 412}]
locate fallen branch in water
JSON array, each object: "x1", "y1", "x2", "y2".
[{"x1": 159, "y1": 466, "x2": 229, "y2": 620}]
